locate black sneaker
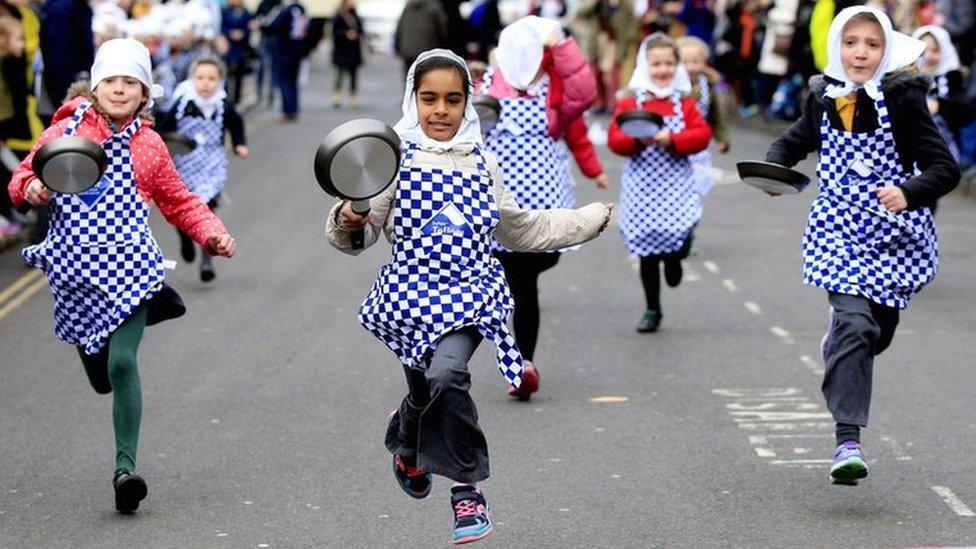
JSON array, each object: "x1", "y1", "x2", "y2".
[
  {"x1": 664, "y1": 258, "x2": 683, "y2": 287},
  {"x1": 450, "y1": 486, "x2": 493, "y2": 545},
  {"x1": 393, "y1": 454, "x2": 432, "y2": 499},
  {"x1": 636, "y1": 309, "x2": 662, "y2": 333},
  {"x1": 113, "y1": 471, "x2": 148, "y2": 514},
  {"x1": 200, "y1": 265, "x2": 216, "y2": 282},
  {"x1": 178, "y1": 232, "x2": 196, "y2": 263}
]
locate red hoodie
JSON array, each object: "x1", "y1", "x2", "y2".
[
  {"x1": 608, "y1": 94, "x2": 712, "y2": 158},
  {"x1": 8, "y1": 97, "x2": 227, "y2": 253}
]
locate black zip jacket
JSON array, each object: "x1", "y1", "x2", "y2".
[{"x1": 156, "y1": 97, "x2": 247, "y2": 148}]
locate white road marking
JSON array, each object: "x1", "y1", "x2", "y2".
[
  {"x1": 748, "y1": 434, "x2": 832, "y2": 444},
  {"x1": 744, "y1": 301, "x2": 763, "y2": 315},
  {"x1": 770, "y1": 326, "x2": 791, "y2": 339},
  {"x1": 932, "y1": 486, "x2": 976, "y2": 517},
  {"x1": 703, "y1": 260, "x2": 719, "y2": 274},
  {"x1": 755, "y1": 448, "x2": 776, "y2": 458},
  {"x1": 686, "y1": 272, "x2": 702, "y2": 282},
  {"x1": 727, "y1": 402, "x2": 821, "y2": 411},
  {"x1": 735, "y1": 422, "x2": 835, "y2": 431},
  {"x1": 722, "y1": 279, "x2": 739, "y2": 292},
  {"x1": 731, "y1": 412, "x2": 833, "y2": 421},
  {"x1": 768, "y1": 459, "x2": 832, "y2": 465},
  {"x1": 712, "y1": 388, "x2": 802, "y2": 398},
  {"x1": 589, "y1": 396, "x2": 629, "y2": 403}
]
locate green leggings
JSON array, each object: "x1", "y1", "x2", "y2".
[{"x1": 77, "y1": 303, "x2": 147, "y2": 475}]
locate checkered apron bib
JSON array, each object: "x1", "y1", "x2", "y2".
[
  {"x1": 928, "y1": 75, "x2": 960, "y2": 161},
  {"x1": 803, "y1": 89, "x2": 937, "y2": 310},
  {"x1": 688, "y1": 74, "x2": 715, "y2": 196},
  {"x1": 172, "y1": 96, "x2": 227, "y2": 202},
  {"x1": 23, "y1": 102, "x2": 165, "y2": 355},
  {"x1": 618, "y1": 92, "x2": 702, "y2": 256},
  {"x1": 358, "y1": 144, "x2": 525, "y2": 388}
]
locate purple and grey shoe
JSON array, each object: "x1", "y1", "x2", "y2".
[{"x1": 830, "y1": 441, "x2": 868, "y2": 486}]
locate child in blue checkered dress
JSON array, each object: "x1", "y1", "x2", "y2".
[
  {"x1": 8, "y1": 39, "x2": 236, "y2": 512},
  {"x1": 157, "y1": 56, "x2": 248, "y2": 282},
  {"x1": 608, "y1": 34, "x2": 712, "y2": 334},
  {"x1": 764, "y1": 7, "x2": 959, "y2": 485},
  {"x1": 325, "y1": 50, "x2": 612, "y2": 545}
]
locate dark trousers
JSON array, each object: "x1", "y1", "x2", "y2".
[
  {"x1": 821, "y1": 292, "x2": 900, "y2": 427},
  {"x1": 385, "y1": 326, "x2": 488, "y2": 483},
  {"x1": 333, "y1": 66, "x2": 358, "y2": 94},
  {"x1": 226, "y1": 60, "x2": 247, "y2": 105},
  {"x1": 277, "y1": 58, "x2": 301, "y2": 116},
  {"x1": 638, "y1": 233, "x2": 693, "y2": 311},
  {"x1": 494, "y1": 251, "x2": 561, "y2": 362}
]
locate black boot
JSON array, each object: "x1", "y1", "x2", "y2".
[
  {"x1": 636, "y1": 309, "x2": 662, "y2": 333},
  {"x1": 113, "y1": 471, "x2": 148, "y2": 514}
]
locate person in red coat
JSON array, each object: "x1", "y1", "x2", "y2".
[{"x1": 608, "y1": 33, "x2": 711, "y2": 333}]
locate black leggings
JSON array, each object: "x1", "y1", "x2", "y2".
[
  {"x1": 333, "y1": 67, "x2": 358, "y2": 94},
  {"x1": 494, "y1": 251, "x2": 561, "y2": 362},
  {"x1": 639, "y1": 234, "x2": 693, "y2": 311}
]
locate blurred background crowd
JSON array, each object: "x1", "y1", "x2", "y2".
[{"x1": 1, "y1": 0, "x2": 974, "y2": 246}]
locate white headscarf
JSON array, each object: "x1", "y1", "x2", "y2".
[
  {"x1": 173, "y1": 76, "x2": 227, "y2": 119},
  {"x1": 90, "y1": 38, "x2": 165, "y2": 109},
  {"x1": 393, "y1": 49, "x2": 483, "y2": 151},
  {"x1": 495, "y1": 16, "x2": 562, "y2": 90},
  {"x1": 912, "y1": 25, "x2": 961, "y2": 75},
  {"x1": 628, "y1": 33, "x2": 692, "y2": 98},
  {"x1": 823, "y1": 6, "x2": 925, "y2": 99}
]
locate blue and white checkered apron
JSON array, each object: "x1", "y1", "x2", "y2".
[
  {"x1": 618, "y1": 92, "x2": 701, "y2": 257},
  {"x1": 803, "y1": 88, "x2": 937, "y2": 310},
  {"x1": 689, "y1": 74, "x2": 714, "y2": 195},
  {"x1": 23, "y1": 102, "x2": 165, "y2": 355},
  {"x1": 172, "y1": 95, "x2": 227, "y2": 203},
  {"x1": 358, "y1": 144, "x2": 525, "y2": 388},
  {"x1": 928, "y1": 75, "x2": 960, "y2": 162}
]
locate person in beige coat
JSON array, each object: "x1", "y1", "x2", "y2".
[{"x1": 324, "y1": 49, "x2": 611, "y2": 545}]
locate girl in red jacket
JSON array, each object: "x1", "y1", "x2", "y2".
[
  {"x1": 609, "y1": 33, "x2": 711, "y2": 333},
  {"x1": 480, "y1": 16, "x2": 605, "y2": 400},
  {"x1": 8, "y1": 39, "x2": 235, "y2": 514}
]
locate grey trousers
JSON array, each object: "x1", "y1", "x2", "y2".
[
  {"x1": 385, "y1": 326, "x2": 488, "y2": 483},
  {"x1": 822, "y1": 292, "x2": 900, "y2": 427}
]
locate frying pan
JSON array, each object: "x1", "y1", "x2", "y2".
[
  {"x1": 473, "y1": 95, "x2": 501, "y2": 136},
  {"x1": 314, "y1": 118, "x2": 401, "y2": 249},
  {"x1": 617, "y1": 110, "x2": 665, "y2": 139},
  {"x1": 18, "y1": 136, "x2": 108, "y2": 213},
  {"x1": 161, "y1": 132, "x2": 197, "y2": 156},
  {"x1": 736, "y1": 161, "x2": 811, "y2": 194}
]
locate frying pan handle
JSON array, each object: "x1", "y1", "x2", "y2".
[{"x1": 350, "y1": 199, "x2": 371, "y2": 250}]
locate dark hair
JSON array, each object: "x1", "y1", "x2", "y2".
[
  {"x1": 412, "y1": 56, "x2": 470, "y2": 100},
  {"x1": 190, "y1": 55, "x2": 227, "y2": 79}
]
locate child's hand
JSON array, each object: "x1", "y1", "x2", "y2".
[
  {"x1": 652, "y1": 130, "x2": 672, "y2": 148},
  {"x1": 340, "y1": 201, "x2": 371, "y2": 230},
  {"x1": 717, "y1": 141, "x2": 730, "y2": 153},
  {"x1": 235, "y1": 145, "x2": 249, "y2": 158},
  {"x1": 598, "y1": 203, "x2": 615, "y2": 234},
  {"x1": 595, "y1": 174, "x2": 610, "y2": 189},
  {"x1": 876, "y1": 186, "x2": 907, "y2": 212},
  {"x1": 209, "y1": 234, "x2": 236, "y2": 257},
  {"x1": 24, "y1": 178, "x2": 52, "y2": 206}
]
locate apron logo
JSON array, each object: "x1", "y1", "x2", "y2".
[
  {"x1": 422, "y1": 204, "x2": 473, "y2": 237},
  {"x1": 75, "y1": 175, "x2": 112, "y2": 207}
]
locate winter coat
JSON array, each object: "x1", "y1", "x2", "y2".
[
  {"x1": 324, "y1": 144, "x2": 610, "y2": 254},
  {"x1": 331, "y1": 8, "x2": 364, "y2": 69},
  {"x1": 221, "y1": 6, "x2": 254, "y2": 64},
  {"x1": 8, "y1": 96, "x2": 228, "y2": 252},
  {"x1": 607, "y1": 93, "x2": 712, "y2": 157},
  {"x1": 765, "y1": 72, "x2": 960, "y2": 211},
  {"x1": 38, "y1": 0, "x2": 93, "y2": 107},
  {"x1": 573, "y1": 0, "x2": 638, "y2": 63},
  {"x1": 394, "y1": 0, "x2": 448, "y2": 61},
  {"x1": 481, "y1": 37, "x2": 597, "y2": 140}
]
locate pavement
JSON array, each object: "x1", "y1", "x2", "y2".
[{"x1": 1, "y1": 54, "x2": 975, "y2": 548}]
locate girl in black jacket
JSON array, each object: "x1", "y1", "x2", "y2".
[
  {"x1": 764, "y1": 7, "x2": 959, "y2": 487},
  {"x1": 331, "y1": 0, "x2": 363, "y2": 108}
]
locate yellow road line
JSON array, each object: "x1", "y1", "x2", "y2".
[
  {"x1": 0, "y1": 269, "x2": 42, "y2": 307},
  {"x1": 0, "y1": 276, "x2": 48, "y2": 322}
]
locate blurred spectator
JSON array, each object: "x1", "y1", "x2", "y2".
[
  {"x1": 394, "y1": 0, "x2": 448, "y2": 79},
  {"x1": 469, "y1": 0, "x2": 502, "y2": 62},
  {"x1": 331, "y1": 0, "x2": 363, "y2": 108},
  {"x1": 574, "y1": 0, "x2": 639, "y2": 112},
  {"x1": 264, "y1": 0, "x2": 308, "y2": 121},
  {"x1": 222, "y1": 0, "x2": 253, "y2": 105},
  {"x1": 37, "y1": 0, "x2": 94, "y2": 124},
  {"x1": 716, "y1": 0, "x2": 764, "y2": 116},
  {"x1": 256, "y1": 0, "x2": 282, "y2": 106},
  {"x1": 678, "y1": 0, "x2": 716, "y2": 44}
]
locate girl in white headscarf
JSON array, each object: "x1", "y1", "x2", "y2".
[
  {"x1": 912, "y1": 25, "x2": 976, "y2": 162},
  {"x1": 324, "y1": 49, "x2": 612, "y2": 545},
  {"x1": 765, "y1": 7, "x2": 959, "y2": 486},
  {"x1": 608, "y1": 33, "x2": 712, "y2": 334}
]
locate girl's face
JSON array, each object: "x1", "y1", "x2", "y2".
[
  {"x1": 840, "y1": 18, "x2": 885, "y2": 84},
  {"x1": 193, "y1": 63, "x2": 222, "y2": 99},
  {"x1": 646, "y1": 46, "x2": 677, "y2": 87},
  {"x1": 921, "y1": 34, "x2": 941, "y2": 73},
  {"x1": 416, "y1": 68, "x2": 466, "y2": 142},
  {"x1": 679, "y1": 44, "x2": 706, "y2": 77},
  {"x1": 94, "y1": 76, "x2": 148, "y2": 123}
]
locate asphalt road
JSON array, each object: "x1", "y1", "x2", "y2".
[{"x1": 1, "y1": 55, "x2": 975, "y2": 548}]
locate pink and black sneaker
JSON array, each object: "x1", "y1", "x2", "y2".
[{"x1": 450, "y1": 485, "x2": 493, "y2": 545}]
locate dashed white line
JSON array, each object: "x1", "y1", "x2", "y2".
[
  {"x1": 722, "y1": 279, "x2": 739, "y2": 292},
  {"x1": 754, "y1": 448, "x2": 776, "y2": 458},
  {"x1": 770, "y1": 326, "x2": 791, "y2": 339},
  {"x1": 744, "y1": 301, "x2": 763, "y2": 315},
  {"x1": 932, "y1": 486, "x2": 976, "y2": 517},
  {"x1": 703, "y1": 260, "x2": 719, "y2": 274}
]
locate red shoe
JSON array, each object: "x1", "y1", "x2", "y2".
[{"x1": 507, "y1": 363, "x2": 539, "y2": 401}]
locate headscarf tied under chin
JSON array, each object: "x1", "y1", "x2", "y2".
[
  {"x1": 627, "y1": 33, "x2": 692, "y2": 98},
  {"x1": 912, "y1": 25, "x2": 961, "y2": 76},
  {"x1": 173, "y1": 77, "x2": 227, "y2": 119},
  {"x1": 495, "y1": 15, "x2": 562, "y2": 90},
  {"x1": 823, "y1": 6, "x2": 925, "y2": 100},
  {"x1": 393, "y1": 49, "x2": 483, "y2": 151}
]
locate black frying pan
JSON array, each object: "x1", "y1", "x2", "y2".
[
  {"x1": 314, "y1": 118, "x2": 401, "y2": 249},
  {"x1": 617, "y1": 110, "x2": 665, "y2": 139},
  {"x1": 161, "y1": 132, "x2": 197, "y2": 156},
  {"x1": 473, "y1": 95, "x2": 501, "y2": 136},
  {"x1": 19, "y1": 136, "x2": 108, "y2": 212},
  {"x1": 736, "y1": 161, "x2": 811, "y2": 194}
]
